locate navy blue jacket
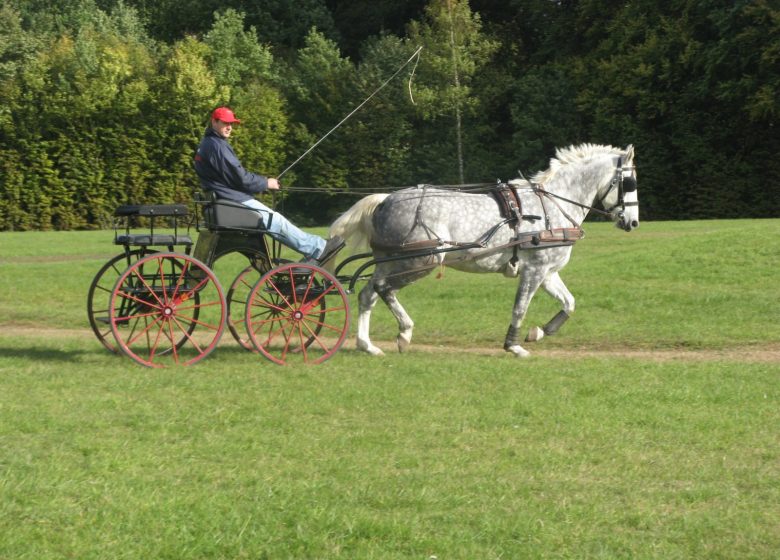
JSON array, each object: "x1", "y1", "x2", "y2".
[{"x1": 193, "y1": 128, "x2": 268, "y2": 202}]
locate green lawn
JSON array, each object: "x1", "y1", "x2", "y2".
[{"x1": 0, "y1": 219, "x2": 778, "y2": 559}]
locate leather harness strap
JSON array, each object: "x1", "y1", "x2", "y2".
[{"x1": 492, "y1": 183, "x2": 524, "y2": 224}]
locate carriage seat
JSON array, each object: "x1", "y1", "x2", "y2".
[
  {"x1": 200, "y1": 196, "x2": 271, "y2": 232},
  {"x1": 114, "y1": 204, "x2": 189, "y2": 218},
  {"x1": 113, "y1": 204, "x2": 193, "y2": 247},
  {"x1": 114, "y1": 233, "x2": 193, "y2": 246}
]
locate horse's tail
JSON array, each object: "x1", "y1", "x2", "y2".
[{"x1": 329, "y1": 193, "x2": 388, "y2": 252}]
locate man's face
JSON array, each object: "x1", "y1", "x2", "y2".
[{"x1": 213, "y1": 119, "x2": 234, "y2": 139}]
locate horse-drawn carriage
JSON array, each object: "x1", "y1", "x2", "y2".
[
  {"x1": 87, "y1": 196, "x2": 350, "y2": 367},
  {"x1": 88, "y1": 143, "x2": 639, "y2": 367}
]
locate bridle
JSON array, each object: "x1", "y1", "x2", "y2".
[
  {"x1": 532, "y1": 156, "x2": 638, "y2": 221},
  {"x1": 595, "y1": 156, "x2": 638, "y2": 215}
]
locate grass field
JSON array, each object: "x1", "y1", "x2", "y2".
[{"x1": 1, "y1": 219, "x2": 779, "y2": 559}]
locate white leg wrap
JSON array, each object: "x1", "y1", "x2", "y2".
[{"x1": 506, "y1": 344, "x2": 531, "y2": 358}]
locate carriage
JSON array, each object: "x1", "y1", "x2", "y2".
[
  {"x1": 87, "y1": 197, "x2": 351, "y2": 368},
  {"x1": 88, "y1": 143, "x2": 639, "y2": 367}
]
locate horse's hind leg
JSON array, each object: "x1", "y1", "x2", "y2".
[
  {"x1": 377, "y1": 287, "x2": 414, "y2": 353},
  {"x1": 526, "y1": 272, "x2": 575, "y2": 342},
  {"x1": 356, "y1": 280, "x2": 385, "y2": 356}
]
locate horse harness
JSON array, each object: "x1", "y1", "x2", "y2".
[
  {"x1": 374, "y1": 156, "x2": 635, "y2": 259},
  {"x1": 375, "y1": 183, "x2": 583, "y2": 258},
  {"x1": 482, "y1": 182, "x2": 581, "y2": 270}
]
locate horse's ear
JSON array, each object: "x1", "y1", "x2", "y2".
[{"x1": 625, "y1": 144, "x2": 635, "y2": 162}]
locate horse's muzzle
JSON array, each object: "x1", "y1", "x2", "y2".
[{"x1": 617, "y1": 214, "x2": 639, "y2": 232}]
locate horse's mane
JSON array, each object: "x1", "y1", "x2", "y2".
[{"x1": 525, "y1": 143, "x2": 624, "y2": 186}]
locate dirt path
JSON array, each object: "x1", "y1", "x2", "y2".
[{"x1": 2, "y1": 325, "x2": 778, "y2": 363}]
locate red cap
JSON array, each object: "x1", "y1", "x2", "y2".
[{"x1": 212, "y1": 107, "x2": 241, "y2": 124}]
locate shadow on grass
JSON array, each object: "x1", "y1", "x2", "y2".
[
  {"x1": 208, "y1": 343, "x2": 373, "y2": 364},
  {"x1": 0, "y1": 343, "x2": 91, "y2": 362}
]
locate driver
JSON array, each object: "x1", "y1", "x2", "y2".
[{"x1": 194, "y1": 106, "x2": 343, "y2": 264}]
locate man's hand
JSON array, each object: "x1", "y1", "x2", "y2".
[{"x1": 267, "y1": 178, "x2": 280, "y2": 190}]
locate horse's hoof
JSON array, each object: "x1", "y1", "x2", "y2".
[
  {"x1": 525, "y1": 326, "x2": 545, "y2": 343},
  {"x1": 357, "y1": 340, "x2": 385, "y2": 356},
  {"x1": 506, "y1": 345, "x2": 531, "y2": 358},
  {"x1": 397, "y1": 333, "x2": 412, "y2": 353}
]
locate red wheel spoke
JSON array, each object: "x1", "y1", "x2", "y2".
[
  {"x1": 279, "y1": 320, "x2": 298, "y2": 362},
  {"x1": 250, "y1": 315, "x2": 285, "y2": 329},
  {"x1": 298, "y1": 273, "x2": 316, "y2": 306},
  {"x1": 297, "y1": 321, "x2": 309, "y2": 362},
  {"x1": 170, "y1": 316, "x2": 204, "y2": 355},
  {"x1": 125, "y1": 313, "x2": 165, "y2": 346},
  {"x1": 250, "y1": 297, "x2": 287, "y2": 314},
  {"x1": 172, "y1": 312, "x2": 223, "y2": 332},
  {"x1": 267, "y1": 277, "x2": 294, "y2": 310},
  {"x1": 166, "y1": 320, "x2": 180, "y2": 364},
  {"x1": 302, "y1": 282, "x2": 337, "y2": 311},
  {"x1": 130, "y1": 268, "x2": 166, "y2": 309},
  {"x1": 147, "y1": 318, "x2": 171, "y2": 363},
  {"x1": 304, "y1": 315, "x2": 345, "y2": 334},
  {"x1": 300, "y1": 320, "x2": 330, "y2": 352},
  {"x1": 175, "y1": 298, "x2": 223, "y2": 311},
  {"x1": 252, "y1": 317, "x2": 287, "y2": 348},
  {"x1": 156, "y1": 257, "x2": 171, "y2": 305},
  {"x1": 115, "y1": 289, "x2": 163, "y2": 311},
  {"x1": 115, "y1": 309, "x2": 160, "y2": 323},
  {"x1": 287, "y1": 269, "x2": 300, "y2": 306}
]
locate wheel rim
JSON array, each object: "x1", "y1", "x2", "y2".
[
  {"x1": 109, "y1": 253, "x2": 226, "y2": 367},
  {"x1": 245, "y1": 263, "x2": 350, "y2": 365},
  {"x1": 226, "y1": 265, "x2": 262, "y2": 351},
  {"x1": 88, "y1": 249, "x2": 155, "y2": 354}
]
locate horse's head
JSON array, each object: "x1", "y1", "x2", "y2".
[{"x1": 599, "y1": 145, "x2": 639, "y2": 232}]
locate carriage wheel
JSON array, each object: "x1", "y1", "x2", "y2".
[
  {"x1": 245, "y1": 263, "x2": 350, "y2": 365},
  {"x1": 109, "y1": 253, "x2": 226, "y2": 367},
  {"x1": 88, "y1": 249, "x2": 156, "y2": 353}
]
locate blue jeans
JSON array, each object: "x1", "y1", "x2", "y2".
[{"x1": 240, "y1": 198, "x2": 325, "y2": 259}]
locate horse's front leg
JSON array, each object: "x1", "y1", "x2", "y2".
[
  {"x1": 504, "y1": 271, "x2": 546, "y2": 357},
  {"x1": 356, "y1": 280, "x2": 385, "y2": 356},
  {"x1": 525, "y1": 272, "x2": 575, "y2": 343}
]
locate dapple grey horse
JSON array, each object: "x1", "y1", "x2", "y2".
[{"x1": 330, "y1": 144, "x2": 639, "y2": 357}]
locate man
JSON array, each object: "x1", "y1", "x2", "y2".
[{"x1": 194, "y1": 106, "x2": 343, "y2": 264}]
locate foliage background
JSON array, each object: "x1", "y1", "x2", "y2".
[{"x1": 1, "y1": 0, "x2": 778, "y2": 230}]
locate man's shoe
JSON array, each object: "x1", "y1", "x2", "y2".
[
  {"x1": 297, "y1": 236, "x2": 346, "y2": 268},
  {"x1": 316, "y1": 235, "x2": 346, "y2": 265}
]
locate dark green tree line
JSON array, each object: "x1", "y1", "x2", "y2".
[{"x1": 0, "y1": 0, "x2": 778, "y2": 230}]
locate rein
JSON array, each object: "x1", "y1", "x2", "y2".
[
  {"x1": 278, "y1": 46, "x2": 423, "y2": 180},
  {"x1": 525, "y1": 158, "x2": 637, "y2": 221},
  {"x1": 530, "y1": 185, "x2": 612, "y2": 219}
]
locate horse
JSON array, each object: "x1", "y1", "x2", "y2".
[{"x1": 329, "y1": 143, "x2": 639, "y2": 357}]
